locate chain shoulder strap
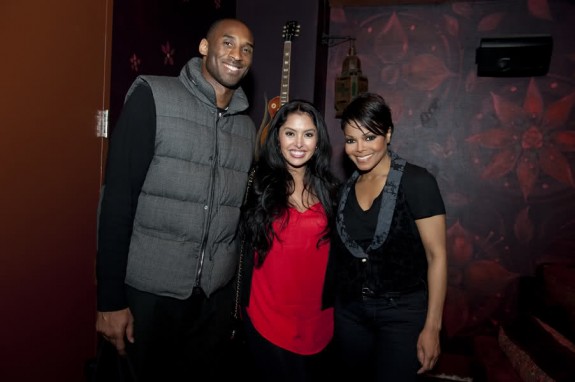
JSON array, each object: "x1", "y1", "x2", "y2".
[{"x1": 233, "y1": 167, "x2": 256, "y2": 320}]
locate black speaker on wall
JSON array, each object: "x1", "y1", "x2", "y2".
[{"x1": 475, "y1": 34, "x2": 553, "y2": 77}]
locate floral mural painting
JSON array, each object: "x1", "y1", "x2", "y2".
[
  {"x1": 161, "y1": 41, "x2": 176, "y2": 66},
  {"x1": 467, "y1": 78, "x2": 575, "y2": 201},
  {"x1": 130, "y1": 53, "x2": 141, "y2": 72},
  {"x1": 326, "y1": 0, "x2": 575, "y2": 342},
  {"x1": 443, "y1": 219, "x2": 519, "y2": 338}
]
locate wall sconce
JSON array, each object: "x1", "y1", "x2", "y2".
[
  {"x1": 322, "y1": 34, "x2": 369, "y2": 118},
  {"x1": 333, "y1": 38, "x2": 368, "y2": 118}
]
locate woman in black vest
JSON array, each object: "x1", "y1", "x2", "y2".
[{"x1": 323, "y1": 92, "x2": 447, "y2": 381}]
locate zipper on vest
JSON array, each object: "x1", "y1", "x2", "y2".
[{"x1": 194, "y1": 110, "x2": 221, "y2": 288}]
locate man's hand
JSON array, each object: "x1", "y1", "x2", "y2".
[{"x1": 96, "y1": 308, "x2": 134, "y2": 356}]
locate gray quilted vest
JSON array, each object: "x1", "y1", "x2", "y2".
[{"x1": 125, "y1": 58, "x2": 255, "y2": 299}]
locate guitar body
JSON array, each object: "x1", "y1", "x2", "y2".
[
  {"x1": 267, "y1": 95, "x2": 281, "y2": 121},
  {"x1": 258, "y1": 96, "x2": 281, "y2": 146},
  {"x1": 256, "y1": 21, "x2": 300, "y2": 155}
]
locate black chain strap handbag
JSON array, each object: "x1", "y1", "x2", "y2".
[{"x1": 230, "y1": 167, "x2": 254, "y2": 338}]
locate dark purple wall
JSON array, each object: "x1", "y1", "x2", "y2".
[
  {"x1": 109, "y1": 0, "x2": 237, "y2": 129},
  {"x1": 236, "y1": 0, "x2": 329, "y2": 132}
]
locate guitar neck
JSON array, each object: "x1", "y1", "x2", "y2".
[{"x1": 279, "y1": 41, "x2": 292, "y2": 106}]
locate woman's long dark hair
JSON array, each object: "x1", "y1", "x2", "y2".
[{"x1": 240, "y1": 100, "x2": 340, "y2": 266}]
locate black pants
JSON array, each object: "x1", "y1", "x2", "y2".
[
  {"x1": 242, "y1": 308, "x2": 336, "y2": 382},
  {"x1": 334, "y1": 289, "x2": 428, "y2": 382},
  {"x1": 125, "y1": 283, "x2": 234, "y2": 381}
]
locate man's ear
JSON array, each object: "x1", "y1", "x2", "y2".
[{"x1": 199, "y1": 38, "x2": 208, "y2": 56}]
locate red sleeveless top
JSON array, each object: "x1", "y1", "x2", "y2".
[{"x1": 246, "y1": 203, "x2": 334, "y2": 355}]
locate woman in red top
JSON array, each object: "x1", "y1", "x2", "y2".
[{"x1": 239, "y1": 100, "x2": 340, "y2": 381}]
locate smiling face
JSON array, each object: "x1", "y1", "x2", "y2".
[
  {"x1": 343, "y1": 120, "x2": 392, "y2": 174},
  {"x1": 278, "y1": 112, "x2": 318, "y2": 172},
  {"x1": 199, "y1": 19, "x2": 254, "y2": 91}
]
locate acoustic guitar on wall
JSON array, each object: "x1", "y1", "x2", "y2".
[{"x1": 256, "y1": 20, "x2": 300, "y2": 156}]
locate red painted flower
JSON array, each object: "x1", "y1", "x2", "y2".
[
  {"x1": 129, "y1": 53, "x2": 141, "y2": 72},
  {"x1": 443, "y1": 220, "x2": 515, "y2": 338},
  {"x1": 162, "y1": 41, "x2": 175, "y2": 66},
  {"x1": 467, "y1": 78, "x2": 575, "y2": 199}
]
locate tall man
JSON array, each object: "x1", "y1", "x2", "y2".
[{"x1": 96, "y1": 18, "x2": 256, "y2": 381}]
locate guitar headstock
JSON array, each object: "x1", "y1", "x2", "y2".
[{"x1": 282, "y1": 21, "x2": 300, "y2": 42}]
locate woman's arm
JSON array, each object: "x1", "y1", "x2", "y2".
[{"x1": 415, "y1": 214, "x2": 448, "y2": 374}]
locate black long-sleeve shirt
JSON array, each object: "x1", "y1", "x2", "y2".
[{"x1": 96, "y1": 84, "x2": 156, "y2": 311}]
